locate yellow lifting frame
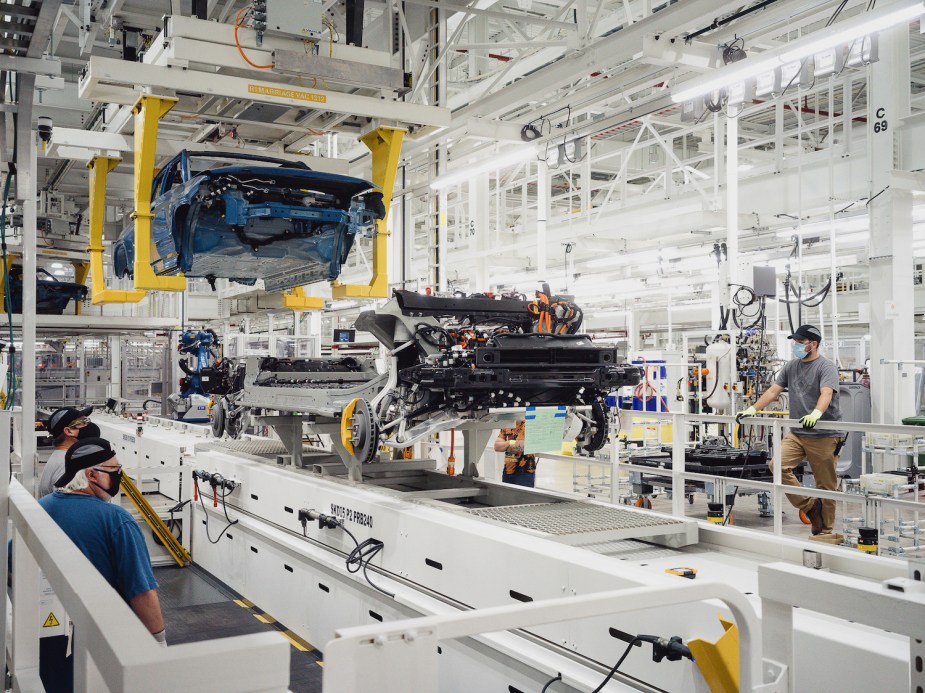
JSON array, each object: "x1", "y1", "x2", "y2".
[
  {"x1": 331, "y1": 126, "x2": 404, "y2": 300},
  {"x1": 0, "y1": 253, "x2": 14, "y2": 314},
  {"x1": 282, "y1": 285, "x2": 325, "y2": 311},
  {"x1": 131, "y1": 94, "x2": 186, "y2": 292},
  {"x1": 87, "y1": 155, "x2": 146, "y2": 304}
]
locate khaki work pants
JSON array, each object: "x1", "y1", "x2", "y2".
[{"x1": 770, "y1": 432, "x2": 841, "y2": 533}]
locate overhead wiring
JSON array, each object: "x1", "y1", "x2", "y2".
[{"x1": 233, "y1": 7, "x2": 273, "y2": 69}]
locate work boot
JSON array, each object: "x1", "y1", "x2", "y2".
[{"x1": 804, "y1": 499, "x2": 825, "y2": 535}]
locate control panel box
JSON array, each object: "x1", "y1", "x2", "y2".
[{"x1": 265, "y1": 0, "x2": 323, "y2": 41}]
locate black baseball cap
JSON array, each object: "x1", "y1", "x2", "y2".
[
  {"x1": 47, "y1": 406, "x2": 93, "y2": 438},
  {"x1": 55, "y1": 437, "x2": 116, "y2": 488},
  {"x1": 788, "y1": 324, "x2": 822, "y2": 343}
]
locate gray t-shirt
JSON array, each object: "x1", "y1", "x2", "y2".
[
  {"x1": 38, "y1": 449, "x2": 67, "y2": 498},
  {"x1": 774, "y1": 356, "x2": 841, "y2": 437}
]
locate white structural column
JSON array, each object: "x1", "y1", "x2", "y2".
[
  {"x1": 868, "y1": 24, "x2": 914, "y2": 423},
  {"x1": 469, "y1": 171, "x2": 489, "y2": 287},
  {"x1": 536, "y1": 161, "x2": 549, "y2": 276},
  {"x1": 109, "y1": 336, "x2": 122, "y2": 401},
  {"x1": 18, "y1": 75, "x2": 37, "y2": 494},
  {"x1": 726, "y1": 108, "x2": 740, "y2": 291}
]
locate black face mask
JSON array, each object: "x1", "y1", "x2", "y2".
[
  {"x1": 76, "y1": 422, "x2": 101, "y2": 439},
  {"x1": 92, "y1": 469, "x2": 122, "y2": 497}
]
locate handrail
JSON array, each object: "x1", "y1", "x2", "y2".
[
  {"x1": 322, "y1": 580, "x2": 769, "y2": 693},
  {"x1": 8, "y1": 480, "x2": 289, "y2": 692}
]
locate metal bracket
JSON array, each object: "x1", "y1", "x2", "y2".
[
  {"x1": 130, "y1": 94, "x2": 187, "y2": 293},
  {"x1": 331, "y1": 126, "x2": 404, "y2": 300},
  {"x1": 281, "y1": 286, "x2": 325, "y2": 311},
  {"x1": 86, "y1": 155, "x2": 145, "y2": 305}
]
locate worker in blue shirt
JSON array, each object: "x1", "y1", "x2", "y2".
[{"x1": 40, "y1": 438, "x2": 166, "y2": 642}]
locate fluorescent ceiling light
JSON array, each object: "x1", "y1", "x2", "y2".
[
  {"x1": 781, "y1": 2, "x2": 925, "y2": 63},
  {"x1": 835, "y1": 231, "x2": 870, "y2": 245},
  {"x1": 671, "y1": 0, "x2": 925, "y2": 103},
  {"x1": 775, "y1": 215, "x2": 869, "y2": 239},
  {"x1": 585, "y1": 248, "x2": 664, "y2": 269},
  {"x1": 50, "y1": 262, "x2": 63, "y2": 269},
  {"x1": 430, "y1": 146, "x2": 539, "y2": 190},
  {"x1": 669, "y1": 301, "x2": 713, "y2": 311}
]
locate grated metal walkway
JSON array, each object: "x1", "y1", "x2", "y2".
[{"x1": 464, "y1": 500, "x2": 696, "y2": 546}]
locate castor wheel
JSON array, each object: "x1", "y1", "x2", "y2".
[
  {"x1": 634, "y1": 496, "x2": 652, "y2": 510},
  {"x1": 799, "y1": 510, "x2": 812, "y2": 525}
]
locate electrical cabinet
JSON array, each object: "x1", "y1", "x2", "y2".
[{"x1": 265, "y1": 0, "x2": 323, "y2": 41}]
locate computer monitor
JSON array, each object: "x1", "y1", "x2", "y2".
[{"x1": 333, "y1": 329, "x2": 356, "y2": 344}]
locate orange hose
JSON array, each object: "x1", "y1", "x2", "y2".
[{"x1": 234, "y1": 8, "x2": 273, "y2": 69}]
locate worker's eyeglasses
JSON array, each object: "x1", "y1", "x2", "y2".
[{"x1": 93, "y1": 464, "x2": 122, "y2": 473}]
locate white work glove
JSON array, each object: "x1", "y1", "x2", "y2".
[{"x1": 152, "y1": 628, "x2": 167, "y2": 648}]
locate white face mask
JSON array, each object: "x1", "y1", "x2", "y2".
[{"x1": 792, "y1": 342, "x2": 809, "y2": 359}]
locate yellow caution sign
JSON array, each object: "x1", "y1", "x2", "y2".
[{"x1": 42, "y1": 612, "x2": 60, "y2": 628}]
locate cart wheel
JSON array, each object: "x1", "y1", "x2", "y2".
[
  {"x1": 688, "y1": 495, "x2": 694, "y2": 505},
  {"x1": 799, "y1": 510, "x2": 812, "y2": 525},
  {"x1": 635, "y1": 496, "x2": 652, "y2": 510},
  {"x1": 726, "y1": 512, "x2": 734, "y2": 525}
]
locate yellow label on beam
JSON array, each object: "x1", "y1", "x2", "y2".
[
  {"x1": 247, "y1": 84, "x2": 327, "y2": 103},
  {"x1": 43, "y1": 612, "x2": 60, "y2": 628}
]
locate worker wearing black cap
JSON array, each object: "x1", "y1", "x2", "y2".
[
  {"x1": 736, "y1": 324, "x2": 842, "y2": 536},
  {"x1": 39, "y1": 438, "x2": 165, "y2": 647},
  {"x1": 38, "y1": 406, "x2": 100, "y2": 498}
]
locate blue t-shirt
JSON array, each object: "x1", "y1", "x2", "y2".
[{"x1": 39, "y1": 492, "x2": 158, "y2": 602}]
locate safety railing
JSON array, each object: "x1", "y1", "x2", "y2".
[
  {"x1": 1, "y1": 412, "x2": 289, "y2": 693},
  {"x1": 322, "y1": 578, "x2": 784, "y2": 693},
  {"x1": 615, "y1": 412, "x2": 925, "y2": 546}
]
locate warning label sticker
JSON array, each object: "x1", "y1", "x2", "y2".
[
  {"x1": 247, "y1": 84, "x2": 327, "y2": 104},
  {"x1": 43, "y1": 612, "x2": 60, "y2": 628}
]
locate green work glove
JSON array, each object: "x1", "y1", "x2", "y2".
[
  {"x1": 800, "y1": 409, "x2": 823, "y2": 429},
  {"x1": 735, "y1": 405, "x2": 757, "y2": 423}
]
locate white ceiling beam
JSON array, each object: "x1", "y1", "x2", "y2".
[{"x1": 44, "y1": 127, "x2": 351, "y2": 175}]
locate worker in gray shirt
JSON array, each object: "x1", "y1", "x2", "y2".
[
  {"x1": 38, "y1": 406, "x2": 100, "y2": 497},
  {"x1": 736, "y1": 325, "x2": 841, "y2": 536}
]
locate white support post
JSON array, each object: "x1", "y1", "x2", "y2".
[
  {"x1": 671, "y1": 412, "x2": 686, "y2": 517},
  {"x1": 109, "y1": 336, "x2": 122, "y2": 401},
  {"x1": 469, "y1": 170, "x2": 489, "y2": 288},
  {"x1": 18, "y1": 74, "x2": 37, "y2": 494},
  {"x1": 536, "y1": 161, "x2": 549, "y2": 277},
  {"x1": 868, "y1": 25, "x2": 914, "y2": 423},
  {"x1": 771, "y1": 420, "x2": 783, "y2": 536},
  {"x1": 0, "y1": 411, "x2": 10, "y2": 669},
  {"x1": 726, "y1": 105, "x2": 739, "y2": 291}
]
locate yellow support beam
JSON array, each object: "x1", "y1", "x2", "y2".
[
  {"x1": 72, "y1": 261, "x2": 90, "y2": 314},
  {"x1": 131, "y1": 94, "x2": 186, "y2": 292},
  {"x1": 282, "y1": 286, "x2": 325, "y2": 311},
  {"x1": 87, "y1": 155, "x2": 146, "y2": 305},
  {"x1": 121, "y1": 473, "x2": 191, "y2": 568},
  {"x1": 331, "y1": 126, "x2": 404, "y2": 300},
  {"x1": 0, "y1": 253, "x2": 14, "y2": 314}
]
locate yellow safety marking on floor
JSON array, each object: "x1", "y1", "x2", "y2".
[
  {"x1": 234, "y1": 599, "x2": 255, "y2": 608},
  {"x1": 42, "y1": 612, "x2": 60, "y2": 628},
  {"x1": 254, "y1": 613, "x2": 275, "y2": 624},
  {"x1": 279, "y1": 630, "x2": 314, "y2": 652}
]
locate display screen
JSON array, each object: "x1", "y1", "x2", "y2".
[{"x1": 333, "y1": 329, "x2": 356, "y2": 343}]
